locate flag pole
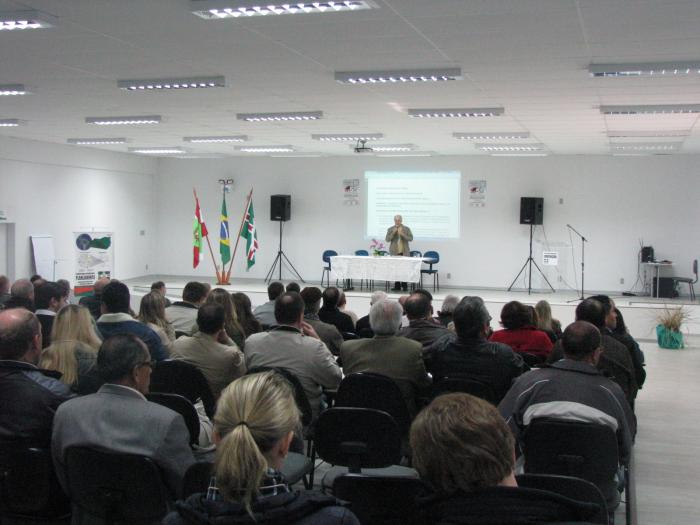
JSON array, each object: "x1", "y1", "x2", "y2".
[
  {"x1": 225, "y1": 188, "x2": 253, "y2": 282},
  {"x1": 194, "y1": 188, "x2": 222, "y2": 284}
]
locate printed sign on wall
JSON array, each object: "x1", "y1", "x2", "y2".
[{"x1": 74, "y1": 232, "x2": 114, "y2": 297}]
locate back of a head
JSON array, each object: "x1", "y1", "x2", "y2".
[
  {"x1": 138, "y1": 291, "x2": 167, "y2": 325},
  {"x1": 285, "y1": 282, "x2": 301, "y2": 293},
  {"x1": 214, "y1": 371, "x2": 300, "y2": 510},
  {"x1": 52, "y1": 304, "x2": 101, "y2": 349},
  {"x1": 369, "y1": 291, "x2": 387, "y2": 306},
  {"x1": 97, "y1": 333, "x2": 149, "y2": 383},
  {"x1": 10, "y1": 278, "x2": 34, "y2": 300},
  {"x1": 410, "y1": 393, "x2": 514, "y2": 494},
  {"x1": 413, "y1": 288, "x2": 434, "y2": 302},
  {"x1": 232, "y1": 292, "x2": 253, "y2": 317},
  {"x1": 0, "y1": 275, "x2": 9, "y2": 294},
  {"x1": 404, "y1": 293, "x2": 431, "y2": 321},
  {"x1": 369, "y1": 300, "x2": 403, "y2": 336},
  {"x1": 453, "y1": 297, "x2": 490, "y2": 340},
  {"x1": 300, "y1": 287, "x2": 323, "y2": 314},
  {"x1": 183, "y1": 281, "x2": 209, "y2": 304},
  {"x1": 561, "y1": 321, "x2": 601, "y2": 361},
  {"x1": 440, "y1": 295, "x2": 460, "y2": 315},
  {"x1": 267, "y1": 281, "x2": 284, "y2": 301},
  {"x1": 337, "y1": 290, "x2": 347, "y2": 308},
  {"x1": 0, "y1": 308, "x2": 40, "y2": 360},
  {"x1": 197, "y1": 303, "x2": 225, "y2": 335},
  {"x1": 101, "y1": 281, "x2": 131, "y2": 314},
  {"x1": 93, "y1": 277, "x2": 110, "y2": 297},
  {"x1": 56, "y1": 279, "x2": 71, "y2": 299},
  {"x1": 274, "y1": 292, "x2": 304, "y2": 325},
  {"x1": 613, "y1": 308, "x2": 628, "y2": 334},
  {"x1": 34, "y1": 281, "x2": 63, "y2": 310},
  {"x1": 499, "y1": 301, "x2": 530, "y2": 329},
  {"x1": 534, "y1": 300, "x2": 553, "y2": 329},
  {"x1": 321, "y1": 287, "x2": 340, "y2": 309},
  {"x1": 575, "y1": 298, "x2": 606, "y2": 328},
  {"x1": 150, "y1": 281, "x2": 166, "y2": 293}
]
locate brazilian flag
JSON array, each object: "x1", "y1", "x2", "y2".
[{"x1": 220, "y1": 196, "x2": 231, "y2": 266}]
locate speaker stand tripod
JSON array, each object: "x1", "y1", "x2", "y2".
[
  {"x1": 508, "y1": 224, "x2": 555, "y2": 295},
  {"x1": 264, "y1": 220, "x2": 305, "y2": 284}
]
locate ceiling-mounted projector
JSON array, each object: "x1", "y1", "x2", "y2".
[{"x1": 354, "y1": 139, "x2": 374, "y2": 153}]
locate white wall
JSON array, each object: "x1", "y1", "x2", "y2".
[
  {"x1": 156, "y1": 154, "x2": 700, "y2": 293},
  {"x1": 0, "y1": 136, "x2": 157, "y2": 282}
]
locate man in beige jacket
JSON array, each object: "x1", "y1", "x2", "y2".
[{"x1": 385, "y1": 214, "x2": 414, "y2": 291}]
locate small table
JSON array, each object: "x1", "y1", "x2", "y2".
[
  {"x1": 330, "y1": 255, "x2": 425, "y2": 285},
  {"x1": 642, "y1": 261, "x2": 673, "y2": 298}
]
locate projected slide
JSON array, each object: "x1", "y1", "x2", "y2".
[{"x1": 366, "y1": 171, "x2": 461, "y2": 239}]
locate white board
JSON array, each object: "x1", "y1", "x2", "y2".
[{"x1": 30, "y1": 234, "x2": 55, "y2": 280}]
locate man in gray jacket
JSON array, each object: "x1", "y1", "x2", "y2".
[{"x1": 385, "y1": 214, "x2": 413, "y2": 291}]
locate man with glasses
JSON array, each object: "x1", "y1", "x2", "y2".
[{"x1": 52, "y1": 334, "x2": 195, "y2": 504}]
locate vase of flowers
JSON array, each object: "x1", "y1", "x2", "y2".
[
  {"x1": 655, "y1": 306, "x2": 690, "y2": 349},
  {"x1": 369, "y1": 239, "x2": 386, "y2": 256}
]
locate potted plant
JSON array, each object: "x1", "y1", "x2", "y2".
[
  {"x1": 369, "y1": 239, "x2": 386, "y2": 256},
  {"x1": 655, "y1": 306, "x2": 690, "y2": 349}
]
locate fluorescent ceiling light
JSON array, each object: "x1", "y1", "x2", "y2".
[
  {"x1": 335, "y1": 68, "x2": 462, "y2": 84},
  {"x1": 453, "y1": 131, "x2": 529, "y2": 140},
  {"x1": 271, "y1": 153, "x2": 324, "y2": 157},
  {"x1": 183, "y1": 135, "x2": 248, "y2": 143},
  {"x1": 610, "y1": 142, "x2": 683, "y2": 152},
  {"x1": 376, "y1": 153, "x2": 432, "y2": 157},
  {"x1": 600, "y1": 104, "x2": 700, "y2": 115},
  {"x1": 0, "y1": 84, "x2": 28, "y2": 96},
  {"x1": 129, "y1": 147, "x2": 185, "y2": 155},
  {"x1": 118, "y1": 76, "x2": 225, "y2": 91},
  {"x1": 0, "y1": 10, "x2": 56, "y2": 30},
  {"x1": 360, "y1": 144, "x2": 416, "y2": 152},
  {"x1": 0, "y1": 119, "x2": 21, "y2": 127},
  {"x1": 191, "y1": 0, "x2": 378, "y2": 19},
  {"x1": 476, "y1": 143, "x2": 544, "y2": 152},
  {"x1": 237, "y1": 145, "x2": 295, "y2": 153},
  {"x1": 237, "y1": 111, "x2": 322, "y2": 122},
  {"x1": 313, "y1": 133, "x2": 383, "y2": 142},
  {"x1": 606, "y1": 129, "x2": 690, "y2": 138},
  {"x1": 589, "y1": 61, "x2": 700, "y2": 77},
  {"x1": 408, "y1": 107, "x2": 504, "y2": 118},
  {"x1": 67, "y1": 138, "x2": 128, "y2": 145},
  {"x1": 491, "y1": 153, "x2": 548, "y2": 157},
  {"x1": 86, "y1": 115, "x2": 162, "y2": 125}
]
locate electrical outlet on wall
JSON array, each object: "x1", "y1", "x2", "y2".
[
  {"x1": 446, "y1": 273, "x2": 451, "y2": 279},
  {"x1": 620, "y1": 277, "x2": 624, "y2": 284},
  {"x1": 559, "y1": 198, "x2": 564, "y2": 204}
]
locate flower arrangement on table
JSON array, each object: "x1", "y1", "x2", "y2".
[
  {"x1": 655, "y1": 306, "x2": 691, "y2": 349},
  {"x1": 369, "y1": 239, "x2": 386, "y2": 256}
]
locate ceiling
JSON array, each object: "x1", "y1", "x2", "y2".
[{"x1": 2, "y1": 0, "x2": 700, "y2": 157}]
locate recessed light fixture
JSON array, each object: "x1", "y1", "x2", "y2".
[
  {"x1": 475, "y1": 143, "x2": 544, "y2": 152},
  {"x1": 183, "y1": 135, "x2": 248, "y2": 143},
  {"x1": 610, "y1": 142, "x2": 683, "y2": 152},
  {"x1": 589, "y1": 61, "x2": 700, "y2": 77},
  {"x1": 67, "y1": 138, "x2": 128, "y2": 145},
  {"x1": 237, "y1": 145, "x2": 295, "y2": 153},
  {"x1": 237, "y1": 111, "x2": 322, "y2": 122},
  {"x1": 408, "y1": 107, "x2": 504, "y2": 118},
  {"x1": 376, "y1": 153, "x2": 432, "y2": 157},
  {"x1": 0, "y1": 84, "x2": 28, "y2": 96},
  {"x1": 0, "y1": 10, "x2": 56, "y2": 30},
  {"x1": 313, "y1": 133, "x2": 383, "y2": 142},
  {"x1": 118, "y1": 76, "x2": 225, "y2": 91},
  {"x1": 453, "y1": 131, "x2": 529, "y2": 140},
  {"x1": 335, "y1": 68, "x2": 462, "y2": 84},
  {"x1": 606, "y1": 129, "x2": 690, "y2": 138},
  {"x1": 491, "y1": 153, "x2": 548, "y2": 157},
  {"x1": 129, "y1": 147, "x2": 186, "y2": 155},
  {"x1": 356, "y1": 143, "x2": 416, "y2": 152},
  {"x1": 600, "y1": 104, "x2": 700, "y2": 115},
  {"x1": 86, "y1": 115, "x2": 162, "y2": 125},
  {"x1": 0, "y1": 119, "x2": 21, "y2": 127},
  {"x1": 270, "y1": 153, "x2": 324, "y2": 158},
  {"x1": 191, "y1": 0, "x2": 378, "y2": 19}
]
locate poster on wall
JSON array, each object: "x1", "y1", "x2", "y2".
[
  {"x1": 468, "y1": 180, "x2": 487, "y2": 207},
  {"x1": 73, "y1": 231, "x2": 114, "y2": 297},
  {"x1": 343, "y1": 178, "x2": 360, "y2": 206}
]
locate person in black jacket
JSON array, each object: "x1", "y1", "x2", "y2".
[
  {"x1": 318, "y1": 287, "x2": 354, "y2": 334},
  {"x1": 34, "y1": 281, "x2": 67, "y2": 348}
]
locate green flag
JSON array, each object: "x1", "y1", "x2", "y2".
[
  {"x1": 240, "y1": 199, "x2": 258, "y2": 270},
  {"x1": 219, "y1": 195, "x2": 231, "y2": 266}
]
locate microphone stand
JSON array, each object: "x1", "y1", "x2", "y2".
[{"x1": 566, "y1": 224, "x2": 588, "y2": 302}]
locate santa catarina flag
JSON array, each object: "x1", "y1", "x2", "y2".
[
  {"x1": 219, "y1": 196, "x2": 231, "y2": 266},
  {"x1": 240, "y1": 199, "x2": 258, "y2": 270},
  {"x1": 193, "y1": 195, "x2": 208, "y2": 268}
]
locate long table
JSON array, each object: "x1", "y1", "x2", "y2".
[{"x1": 330, "y1": 255, "x2": 425, "y2": 283}]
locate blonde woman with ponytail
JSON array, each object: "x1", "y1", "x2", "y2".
[{"x1": 164, "y1": 371, "x2": 359, "y2": 525}]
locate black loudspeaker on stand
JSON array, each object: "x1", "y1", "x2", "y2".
[
  {"x1": 264, "y1": 195, "x2": 305, "y2": 284},
  {"x1": 508, "y1": 198, "x2": 554, "y2": 295}
]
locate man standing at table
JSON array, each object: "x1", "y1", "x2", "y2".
[{"x1": 386, "y1": 215, "x2": 414, "y2": 291}]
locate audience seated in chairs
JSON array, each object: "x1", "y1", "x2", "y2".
[
  {"x1": 166, "y1": 281, "x2": 209, "y2": 336},
  {"x1": 163, "y1": 371, "x2": 359, "y2": 525},
  {"x1": 340, "y1": 300, "x2": 431, "y2": 416},
  {"x1": 489, "y1": 301, "x2": 553, "y2": 360},
  {"x1": 398, "y1": 292, "x2": 451, "y2": 354},
  {"x1": 411, "y1": 393, "x2": 601, "y2": 524},
  {"x1": 171, "y1": 303, "x2": 245, "y2": 399},
  {"x1": 34, "y1": 281, "x2": 68, "y2": 348},
  {"x1": 436, "y1": 294, "x2": 459, "y2": 327},
  {"x1": 338, "y1": 290, "x2": 358, "y2": 327},
  {"x1": 232, "y1": 292, "x2": 263, "y2": 338},
  {"x1": 138, "y1": 290, "x2": 176, "y2": 354},
  {"x1": 51, "y1": 334, "x2": 195, "y2": 507},
  {"x1": 428, "y1": 296, "x2": 525, "y2": 404},
  {"x1": 301, "y1": 286, "x2": 344, "y2": 356},
  {"x1": 3, "y1": 278, "x2": 36, "y2": 312},
  {"x1": 354, "y1": 291, "x2": 387, "y2": 338},
  {"x1": 206, "y1": 288, "x2": 247, "y2": 350},
  {"x1": 253, "y1": 281, "x2": 285, "y2": 327},
  {"x1": 151, "y1": 280, "x2": 172, "y2": 306},
  {"x1": 319, "y1": 287, "x2": 355, "y2": 334},
  {"x1": 535, "y1": 299, "x2": 562, "y2": 343},
  {"x1": 245, "y1": 292, "x2": 342, "y2": 420},
  {"x1": 286, "y1": 282, "x2": 301, "y2": 293},
  {"x1": 78, "y1": 276, "x2": 110, "y2": 319}
]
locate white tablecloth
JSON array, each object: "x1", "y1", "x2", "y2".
[{"x1": 330, "y1": 255, "x2": 425, "y2": 283}]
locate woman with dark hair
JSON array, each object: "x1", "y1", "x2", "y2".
[
  {"x1": 232, "y1": 292, "x2": 263, "y2": 337},
  {"x1": 206, "y1": 288, "x2": 247, "y2": 350},
  {"x1": 489, "y1": 301, "x2": 553, "y2": 359}
]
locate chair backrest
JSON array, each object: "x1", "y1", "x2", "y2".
[
  {"x1": 342, "y1": 331, "x2": 359, "y2": 341},
  {"x1": 64, "y1": 446, "x2": 169, "y2": 523},
  {"x1": 322, "y1": 250, "x2": 338, "y2": 263},
  {"x1": 355, "y1": 250, "x2": 369, "y2": 256},
  {"x1": 409, "y1": 250, "x2": 422, "y2": 258},
  {"x1": 431, "y1": 377, "x2": 498, "y2": 405},
  {"x1": 182, "y1": 461, "x2": 214, "y2": 499},
  {"x1": 150, "y1": 359, "x2": 216, "y2": 418},
  {"x1": 515, "y1": 473, "x2": 609, "y2": 525},
  {"x1": 315, "y1": 407, "x2": 402, "y2": 472},
  {"x1": 333, "y1": 474, "x2": 428, "y2": 525},
  {"x1": 146, "y1": 392, "x2": 200, "y2": 446},
  {"x1": 524, "y1": 418, "x2": 619, "y2": 488},
  {"x1": 520, "y1": 352, "x2": 546, "y2": 367},
  {"x1": 246, "y1": 366, "x2": 313, "y2": 427},
  {"x1": 335, "y1": 372, "x2": 411, "y2": 435},
  {"x1": 0, "y1": 445, "x2": 70, "y2": 519},
  {"x1": 693, "y1": 259, "x2": 698, "y2": 275},
  {"x1": 423, "y1": 251, "x2": 439, "y2": 265}
]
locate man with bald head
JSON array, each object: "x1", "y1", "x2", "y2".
[
  {"x1": 385, "y1": 214, "x2": 414, "y2": 291},
  {"x1": 2, "y1": 278, "x2": 35, "y2": 311},
  {"x1": 79, "y1": 276, "x2": 110, "y2": 319},
  {"x1": 0, "y1": 308, "x2": 73, "y2": 447}
]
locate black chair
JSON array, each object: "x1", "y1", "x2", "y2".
[
  {"x1": 321, "y1": 250, "x2": 338, "y2": 287},
  {"x1": 420, "y1": 250, "x2": 440, "y2": 291},
  {"x1": 431, "y1": 376, "x2": 498, "y2": 405},
  {"x1": 0, "y1": 445, "x2": 71, "y2": 522},
  {"x1": 333, "y1": 474, "x2": 428, "y2": 525},
  {"x1": 64, "y1": 446, "x2": 170, "y2": 525},
  {"x1": 341, "y1": 331, "x2": 359, "y2": 341},
  {"x1": 516, "y1": 473, "x2": 609, "y2": 525},
  {"x1": 523, "y1": 418, "x2": 631, "y2": 523},
  {"x1": 521, "y1": 352, "x2": 546, "y2": 367},
  {"x1": 672, "y1": 258, "x2": 698, "y2": 300},
  {"x1": 315, "y1": 407, "x2": 418, "y2": 493},
  {"x1": 150, "y1": 359, "x2": 216, "y2": 418},
  {"x1": 147, "y1": 392, "x2": 200, "y2": 447}
]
